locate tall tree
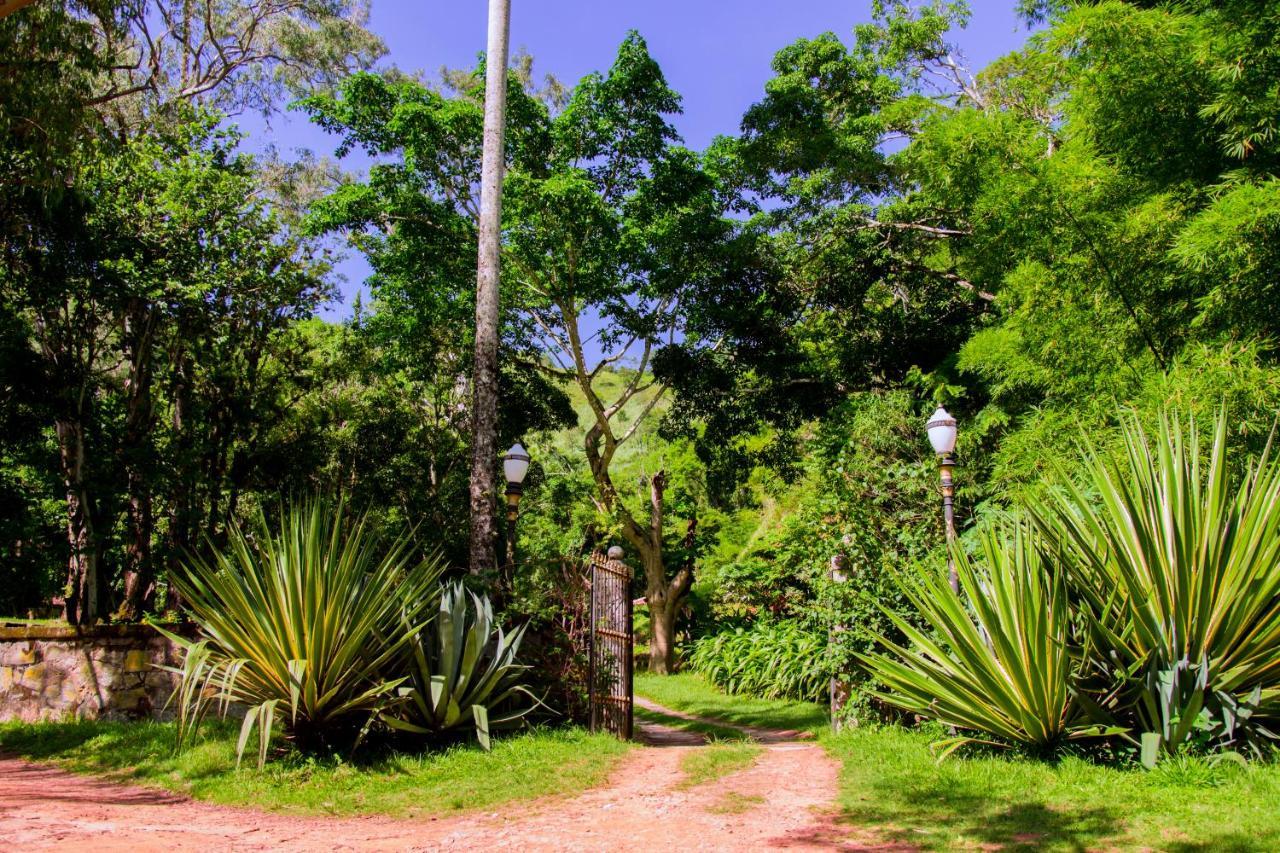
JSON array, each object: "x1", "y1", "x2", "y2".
[
  {"x1": 470, "y1": 0, "x2": 513, "y2": 578},
  {"x1": 1, "y1": 0, "x2": 381, "y2": 622},
  {"x1": 302, "y1": 35, "x2": 746, "y2": 671}
]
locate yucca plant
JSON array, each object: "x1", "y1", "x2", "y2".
[
  {"x1": 860, "y1": 526, "x2": 1105, "y2": 757},
  {"x1": 1027, "y1": 411, "x2": 1280, "y2": 756},
  {"x1": 383, "y1": 580, "x2": 538, "y2": 750},
  {"x1": 162, "y1": 499, "x2": 445, "y2": 767}
]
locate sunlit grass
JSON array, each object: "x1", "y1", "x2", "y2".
[
  {"x1": 635, "y1": 671, "x2": 828, "y2": 733},
  {"x1": 823, "y1": 725, "x2": 1280, "y2": 850},
  {"x1": 633, "y1": 705, "x2": 744, "y2": 740},
  {"x1": 676, "y1": 740, "x2": 761, "y2": 789},
  {"x1": 0, "y1": 720, "x2": 631, "y2": 818}
]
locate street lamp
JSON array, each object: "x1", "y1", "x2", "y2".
[
  {"x1": 502, "y1": 443, "x2": 531, "y2": 574},
  {"x1": 925, "y1": 407, "x2": 960, "y2": 594}
]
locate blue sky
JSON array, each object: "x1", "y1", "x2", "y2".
[{"x1": 241, "y1": 1, "x2": 1034, "y2": 318}]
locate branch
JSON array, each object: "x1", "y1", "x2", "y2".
[
  {"x1": 857, "y1": 216, "x2": 970, "y2": 237},
  {"x1": 616, "y1": 383, "x2": 666, "y2": 447}
]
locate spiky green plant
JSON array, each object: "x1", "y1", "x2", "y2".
[
  {"x1": 1027, "y1": 411, "x2": 1280, "y2": 755},
  {"x1": 860, "y1": 526, "x2": 1104, "y2": 756},
  {"x1": 162, "y1": 499, "x2": 445, "y2": 767},
  {"x1": 383, "y1": 580, "x2": 538, "y2": 749}
]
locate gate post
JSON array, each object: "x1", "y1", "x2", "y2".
[{"x1": 829, "y1": 553, "x2": 852, "y2": 732}]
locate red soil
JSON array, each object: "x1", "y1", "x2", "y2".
[{"x1": 0, "y1": 702, "x2": 871, "y2": 851}]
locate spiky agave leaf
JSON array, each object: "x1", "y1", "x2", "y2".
[
  {"x1": 860, "y1": 525, "x2": 1103, "y2": 753},
  {"x1": 1028, "y1": 410, "x2": 1280, "y2": 754},
  {"x1": 384, "y1": 580, "x2": 539, "y2": 747},
  {"x1": 163, "y1": 497, "x2": 445, "y2": 767}
]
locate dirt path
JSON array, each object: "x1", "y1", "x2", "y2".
[{"x1": 0, "y1": 702, "x2": 857, "y2": 851}]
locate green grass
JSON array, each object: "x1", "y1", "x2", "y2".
[
  {"x1": 0, "y1": 616, "x2": 64, "y2": 626},
  {"x1": 635, "y1": 671, "x2": 828, "y2": 733},
  {"x1": 677, "y1": 741, "x2": 761, "y2": 789},
  {"x1": 709, "y1": 791, "x2": 766, "y2": 814},
  {"x1": 0, "y1": 720, "x2": 631, "y2": 818},
  {"x1": 824, "y1": 725, "x2": 1280, "y2": 851},
  {"x1": 633, "y1": 706, "x2": 745, "y2": 740}
]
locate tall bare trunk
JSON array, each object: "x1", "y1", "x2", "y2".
[
  {"x1": 165, "y1": 344, "x2": 194, "y2": 614},
  {"x1": 468, "y1": 0, "x2": 512, "y2": 578},
  {"x1": 57, "y1": 419, "x2": 98, "y2": 625},
  {"x1": 118, "y1": 298, "x2": 156, "y2": 620}
]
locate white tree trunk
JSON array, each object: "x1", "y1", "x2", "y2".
[{"x1": 468, "y1": 0, "x2": 512, "y2": 578}]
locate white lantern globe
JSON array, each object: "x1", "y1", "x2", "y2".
[
  {"x1": 925, "y1": 407, "x2": 958, "y2": 456},
  {"x1": 503, "y1": 443, "x2": 531, "y2": 486}
]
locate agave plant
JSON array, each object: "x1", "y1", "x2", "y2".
[
  {"x1": 1027, "y1": 411, "x2": 1280, "y2": 755},
  {"x1": 383, "y1": 580, "x2": 538, "y2": 749},
  {"x1": 860, "y1": 526, "x2": 1104, "y2": 757},
  {"x1": 162, "y1": 499, "x2": 444, "y2": 767}
]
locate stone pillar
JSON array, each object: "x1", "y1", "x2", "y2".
[{"x1": 829, "y1": 553, "x2": 853, "y2": 732}]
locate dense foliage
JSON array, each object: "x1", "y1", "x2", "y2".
[
  {"x1": 865, "y1": 413, "x2": 1280, "y2": 761},
  {"x1": 688, "y1": 620, "x2": 827, "y2": 702},
  {"x1": 166, "y1": 499, "x2": 445, "y2": 763},
  {"x1": 4, "y1": 0, "x2": 1280, "y2": 774}
]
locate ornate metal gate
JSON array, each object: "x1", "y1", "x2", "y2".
[{"x1": 588, "y1": 548, "x2": 633, "y2": 739}]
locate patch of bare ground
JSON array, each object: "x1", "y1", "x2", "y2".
[{"x1": 0, "y1": 701, "x2": 866, "y2": 851}]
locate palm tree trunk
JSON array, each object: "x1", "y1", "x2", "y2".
[{"x1": 468, "y1": 0, "x2": 512, "y2": 578}]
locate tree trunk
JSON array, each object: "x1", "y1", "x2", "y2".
[
  {"x1": 468, "y1": 0, "x2": 512, "y2": 579},
  {"x1": 618, "y1": 472, "x2": 694, "y2": 675},
  {"x1": 118, "y1": 298, "x2": 157, "y2": 620},
  {"x1": 57, "y1": 419, "x2": 98, "y2": 625},
  {"x1": 165, "y1": 344, "x2": 195, "y2": 614},
  {"x1": 645, "y1": 557, "x2": 680, "y2": 675}
]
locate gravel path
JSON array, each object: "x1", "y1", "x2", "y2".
[{"x1": 0, "y1": 701, "x2": 856, "y2": 851}]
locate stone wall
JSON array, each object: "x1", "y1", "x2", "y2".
[{"x1": 0, "y1": 624, "x2": 192, "y2": 723}]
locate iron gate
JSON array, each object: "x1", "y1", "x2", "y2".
[{"x1": 588, "y1": 548, "x2": 633, "y2": 739}]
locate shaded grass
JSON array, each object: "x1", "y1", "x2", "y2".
[
  {"x1": 676, "y1": 741, "x2": 761, "y2": 789},
  {"x1": 0, "y1": 720, "x2": 631, "y2": 818},
  {"x1": 635, "y1": 672, "x2": 828, "y2": 733},
  {"x1": 823, "y1": 725, "x2": 1280, "y2": 851},
  {"x1": 633, "y1": 706, "x2": 744, "y2": 740}
]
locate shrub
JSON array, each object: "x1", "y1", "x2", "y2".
[
  {"x1": 860, "y1": 526, "x2": 1098, "y2": 755},
  {"x1": 383, "y1": 580, "x2": 538, "y2": 749},
  {"x1": 1029, "y1": 412, "x2": 1280, "y2": 757},
  {"x1": 164, "y1": 498, "x2": 445, "y2": 766},
  {"x1": 867, "y1": 410, "x2": 1280, "y2": 761},
  {"x1": 689, "y1": 620, "x2": 827, "y2": 701}
]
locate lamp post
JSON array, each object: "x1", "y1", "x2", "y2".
[
  {"x1": 502, "y1": 443, "x2": 531, "y2": 576},
  {"x1": 925, "y1": 407, "x2": 959, "y2": 593}
]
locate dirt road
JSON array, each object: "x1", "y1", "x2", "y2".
[{"x1": 0, "y1": 702, "x2": 859, "y2": 851}]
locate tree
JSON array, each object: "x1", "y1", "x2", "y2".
[
  {"x1": 302, "y1": 35, "x2": 748, "y2": 671},
  {"x1": 655, "y1": 1, "x2": 992, "y2": 495},
  {"x1": 0, "y1": 0, "x2": 381, "y2": 622},
  {"x1": 470, "y1": 0, "x2": 513, "y2": 579}
]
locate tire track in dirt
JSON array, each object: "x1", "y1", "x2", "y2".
[{"x1": 0, "y1": 701, "x2": 861, "y2": 851}]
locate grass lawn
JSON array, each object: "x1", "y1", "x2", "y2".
[
  {"x1": 826, "y1": 725, "x2": 1280, "y2": 851},
  {"x1": 0, "y1": 720, "x2": 631, "y2": 818},
  {"x1": 635, "y1": 671, "x2": 828, "y2": 733},
  {"x1": 633, "y1": 705, "x2": 748, "y2": 740}
]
